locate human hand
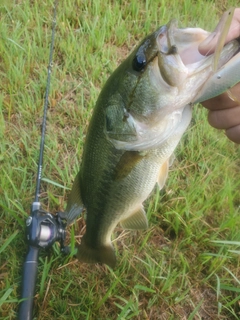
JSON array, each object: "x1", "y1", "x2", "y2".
[{"x1": 199, "y1": 8, "x2": 240, "y2": 144}]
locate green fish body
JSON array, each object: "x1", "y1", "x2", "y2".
[{"x1": 66, "y1": 19, "x2": 240, "y2": 268}]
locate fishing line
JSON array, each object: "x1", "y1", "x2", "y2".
[
  {"x1": 35, "y1": 0, "x2": 58, "y2": 202},
  {"x1": 18, "y1": 1, "x2": 68, "y2": 319}
]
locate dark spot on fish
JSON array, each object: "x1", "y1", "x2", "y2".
[{"x1": 168, "y1": 45, "x2": 178, "y2": 55}]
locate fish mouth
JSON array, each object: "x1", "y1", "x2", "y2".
[
  {"x1": 156, "y1": 20, "x2": 240, "y2": 70},
  {"x1": 107, "y1": 21, "x2": 240, "y2": 152},
  {"x1": 156, "y1": 20, "x2": 210, "y2": 66}
]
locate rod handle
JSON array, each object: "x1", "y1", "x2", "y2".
[{"x1": 18, "y1": 246, "x2": 39, "y2": 320}]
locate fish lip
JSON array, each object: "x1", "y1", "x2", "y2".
[
  {"x1": 155, "y1": 20, "x2": 177, "y2": 55},
  {"x1": 155, "y1": 20, "x2": 208, "y2": 67},
  {"x1": 219, "y1": 38, "x2": 240, "y2": 67},
  {"x1": 236, "y1": 37, "x2": 240, "y2": 53}
]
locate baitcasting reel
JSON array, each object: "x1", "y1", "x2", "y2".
[{"x1": 26, "y1": 202, "x2": 68, "y2": 252}]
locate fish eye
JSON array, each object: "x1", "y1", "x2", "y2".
[{"x1": 132, "y1": 53, "x2": 147, "y2": 72}]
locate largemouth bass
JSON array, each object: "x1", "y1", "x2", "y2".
[{"x1": 65, "y1": 15, "x2": 240, "y2": 268}]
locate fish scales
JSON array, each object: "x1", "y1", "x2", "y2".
[{"x1": 64, "y1": 15, "x2": 240, "y2": 268}]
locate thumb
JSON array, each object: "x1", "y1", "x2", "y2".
[{"x1": 199, "y1": 8, "x2": 240, "y2": 55}]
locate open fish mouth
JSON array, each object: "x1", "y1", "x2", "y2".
[
  {"x1": 105, "y1": 13, "x2": 240, "y2": 153},
  {"x1": 156, "y1": 20, "x2": 240, "y2": 86}
]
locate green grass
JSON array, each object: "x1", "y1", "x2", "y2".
[{"x1": 1, "y1": 0, "x2": 240, "y2": 319}]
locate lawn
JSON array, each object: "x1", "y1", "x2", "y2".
[{"x1": 0, "y1": 0, "x2": 240, "y2": 319}]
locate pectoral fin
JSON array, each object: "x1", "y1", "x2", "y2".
[
  {"x1": 120, "y1": 206, "x2": 148, "y2": 230},
  {"x1": 65, "y1": 171, "x2": 84, "y2": 225},
  {"x1": 157, "y1": 159, "x2": 170, "y2": 190},
  {"x1": 114, "y1": 151, "x2": 145, "y2": 180}
]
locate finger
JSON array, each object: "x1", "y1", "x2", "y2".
[
  {"x1": 199, "y1": 8, "x2": 240, "y2": 55},
  {"x1": 224, "y1": 8, "x2": 240, "y2": 42},
  {"x1": 208, "y1": 105, "x2": 240, "y2": 129},
  {"x1": 201, "y1": 84, "x2": 240, "y2": 110},
  {"x1": 225, "y1": 124, "x2": 240, "y2": 143}
]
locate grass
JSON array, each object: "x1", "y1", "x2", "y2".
[{"x1": 0, "y1": 0, "x2": 240, "y2": 319}]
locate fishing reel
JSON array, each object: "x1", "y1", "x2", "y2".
[{"x1": 25, "y1": 202, "x2": 69, "y2": 253}]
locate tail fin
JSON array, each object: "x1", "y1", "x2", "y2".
[{"x1": 77, "y1": 237, "x2": 116, "y2": 268}]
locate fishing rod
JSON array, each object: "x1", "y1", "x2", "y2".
[{"x1": 18, "y1": 2, "x2": 68, "y2": 319}]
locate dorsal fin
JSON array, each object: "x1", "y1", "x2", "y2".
[{"x1": 65, "y1": 171, "x2": 84, "y2": 225}]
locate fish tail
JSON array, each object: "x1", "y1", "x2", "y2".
[{"x1": 77, "y1": 237, "x2": 116, "y2": 268}]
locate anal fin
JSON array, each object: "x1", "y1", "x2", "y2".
[
  {"x1": 157, "y1": 159, "x2": 170, "y2": 190},
  {"x1": 120, "y1": 206, "x2": 148, "y2": 230}
]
